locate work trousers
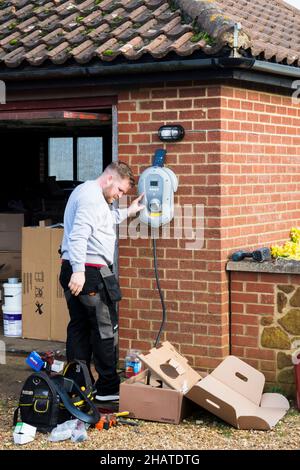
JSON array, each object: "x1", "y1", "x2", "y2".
[{"x1": 59, "y1": 261, "x2": 120, "y2": 395}]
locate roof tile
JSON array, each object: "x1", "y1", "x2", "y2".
[
  {"x1": 56, "y1": 1, "x2": 79, "y2": 16},
  {"x1": 172, "y1": 31, "x2": 194, "y2": 50},
  {"x1": 214, "y1": 0, "x2": 300, "y2": 65},
  {"x1": 168, "y1": 23, "x2": 192, "y2": 40},
  {"x1": 119, "y1": 35, "x2": 143, "y2": 53},
  {"x1": 21, "y1": 29, "x2": 43, "y2": 48},
  {"x1": 0, "y1": 0, "x2": 298, "y2": 69},
  {"x1": 41, "y1": 28, "x2": 65, "y2": 45},
  {"x1": 0, "y1": 6, "x2": 16, "y2": 22},
  {"x1": 15, "y1": 4, "x2": 33, "y2": 20},
  {"x1": 99, "y1": 0, "x2": 121, "y2": 13},
  {"x1": 25, "y1": 43, "x2": 47, "y2": 61},
  {"x1": 82, "y1": 10, "x2": 103, "y2": 27},
  {"x1": 123, "y1": 0, "x2": 145, "y2": 11},
  {"x1": 38, "y1": 14, "x2": 60, "y2": 31},
  {"x1": 95, "y1": 37, "x2": 118, "y2": 55},
  {"x1": 79, "y1": 0, "x2": 96, "y2": 10},
  {"x1": 58, "y1": 12, "x2": 78, "y2": 29},
  {"x1": 87, "y1": 22, "x2": 111, "y2": 39},
  {"x1": 4, "y1": 46, "x2": 25, "y2": 67},
  {"x1": 72, "y1": 46, "x2": 95, "y2": 64},
  {"x1": 136, "y1": 18, "x2": 158, "y2": 37},
  {"x1": 64, "y1": 24, "x2": 84, "y2": 37},
  {"x1": 17, "y1": 16, "x2": 37, "y2": 33},
  {"x1": 71, "y1": 38, "x2": 93, "y2": 56},
  {"x1": 0, "y1": 31, "x2": 20, "y2": 48},
  {"x1": 152, "y1": 3, "x2": 170, "y2": 18},
  {"x1": 35, "y1": 4, "x2": 54, "y2": 21}
]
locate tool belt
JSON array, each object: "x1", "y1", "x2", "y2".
[{"x1": 99, "y1": 266, "x2": 122, "y2": 303}]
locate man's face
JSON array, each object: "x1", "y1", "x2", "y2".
[{"x1": 102, "y1": 175, "x2": 131, "y2": 204}]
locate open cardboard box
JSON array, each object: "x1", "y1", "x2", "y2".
[
  {"x1": 119, "y1": 369, "x2": 195, "y2": 424},
  {"x1": 119, "y1": 342, "x2": 290, "y2": 430},
  {"x1": 119, "y1": 342, "x2": 201, "y2": 424}
]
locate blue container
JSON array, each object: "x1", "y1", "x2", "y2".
[
  {"x1": 26, "y1": 351, "x2": 45, "y2": 371},
  {"x1": 125, "y1": 349, "x2": 142, "y2": 378}
]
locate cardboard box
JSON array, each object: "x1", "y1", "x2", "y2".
[
  {"x1": 22, "y1": 226, "x2": 68, "y2": 342},
  {"x1": 13, "y1": 422, "x2": 36, "y2": 445},
  {"x1": 119, "y1": 370, "x2": 195, "y2": 424},
  {"x1": 0, "y1": 213, "x2": 24, "y2": 251},
  {"x1": 0, "y1": 251, "x2": 21, "y2": 281},
  {"x1": 120, "y1": 342, "x2": 290, "y2": 430},
  {"x1": 0, "y1": 213, "x2": 24, "y2": 232},
  {"x1": 119, "y1": 342, "x2": 201, "y2": 424}
]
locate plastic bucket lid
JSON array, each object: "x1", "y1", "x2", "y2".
[
  {"x1": 8, "y1": 278, "x2": 19, "y2": 284},
  {"x1": 3, "y1": 282, "x2": 22, "y2": 288}
]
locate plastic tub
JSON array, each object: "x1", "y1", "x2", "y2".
[
  {"x1": 2, "y1": 282, "x2": 22, "y2": 309},
  {"x1": 2, "y1": 305, "x2": 22, "y2": 337}
]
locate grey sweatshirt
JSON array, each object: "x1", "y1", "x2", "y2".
[{"x1": 61, "y1": 180, "x2": 128, "y2": 272}]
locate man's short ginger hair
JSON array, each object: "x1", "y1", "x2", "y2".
[{"x1": 104, "y1": 161, "x2": 135, "y2": 188}]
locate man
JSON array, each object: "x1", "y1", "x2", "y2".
[{"x1": 59, "y1": 161, "x2": 144, "y2": 401}]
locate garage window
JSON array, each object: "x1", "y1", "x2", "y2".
[{"x1": 48, "y1": 137, "x2": 103, "y2": 181}]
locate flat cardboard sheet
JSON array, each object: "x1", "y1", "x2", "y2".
[
  {"x1": 186, "y1": 356, "x2": 290, "y2": 430},
  {"x1": 22, "y1": 226, "x2": 68, "y2": 341}
]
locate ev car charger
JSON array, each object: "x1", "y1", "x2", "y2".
[
  {"x1": 138, "y1": 149, "x2": 178, "y2": 229},
  {"x1": 138, "y1": 150, "x2": 178, "y2": 355}
]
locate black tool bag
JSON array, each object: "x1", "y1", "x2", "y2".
[
  {"x1": 14, "y1": 360, "x2": 100, "y2": 433},
  {"x1": 58, "y1": 359, "x2": 96, "y2": 423}
]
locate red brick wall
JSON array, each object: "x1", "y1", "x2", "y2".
[
  {"x1": 117, "y1": 81, "x2": 300, "y2": 373},
  {"x1": 220, "y1": 86, "x2": 300, "y2": 259},
  {"x1": 117, "y1": 82, "x2": 225, "y2": 370},
  {"x1": 231, "y1": 271, "x2": 277, "y2": 378}
]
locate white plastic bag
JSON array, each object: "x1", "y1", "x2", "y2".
[
  {"x1": 48, "y1": 419, "x2": 77, "y2": 442},
  {"x1": 71, "y1": 420, "x2": 88, "y2": 442}
]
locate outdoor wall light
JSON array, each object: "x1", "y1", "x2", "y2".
[{"x1": 158, "y1": 125, "x2": 185, "y2": 142}]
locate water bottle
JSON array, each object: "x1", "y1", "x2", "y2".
[{"x1": 125, "y1": 349, "x2": 142, "y2": 378}]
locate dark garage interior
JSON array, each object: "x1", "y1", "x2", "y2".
[{"x1": 0, "y1": 110, "x2": 113, "y2": 225}]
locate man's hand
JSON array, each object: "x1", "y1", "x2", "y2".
[
  {"x1": 128, "y1": 193, "x2": 145, "y2": 217},
  {"x1": 68, "y1": 272, "x2": 85, "y2": 296}
]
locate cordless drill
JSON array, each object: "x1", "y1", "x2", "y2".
[{"x1": 231, "y1": 247, "x2": 271, "y2": 262}]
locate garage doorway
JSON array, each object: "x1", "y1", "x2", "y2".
[{"x1": 0, "y1": 108, "x2": 114, "y2": 225}]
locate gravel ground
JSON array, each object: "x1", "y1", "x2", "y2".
[
  {"x1": 0, "y1": 354, "x2": 299, "y2": 450},
  {"x1": 0, "y1": 396, "x2": 299, "y2": 450}
]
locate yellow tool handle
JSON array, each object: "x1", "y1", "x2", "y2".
[{"x1": 115, "y1": 411, "x2": 129, "y2": 417}]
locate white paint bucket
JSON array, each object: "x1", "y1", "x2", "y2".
[
  {"x1": 2, "y1": 305, "x2": 22, "y2": 337},
  {"x1": 2, "y1": 282, "x2": 22, "y2": 310}
]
